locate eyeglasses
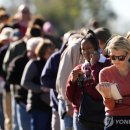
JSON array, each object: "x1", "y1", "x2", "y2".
[{"x1": 109, "y1": 53, "x2": 128, "y2": 61}]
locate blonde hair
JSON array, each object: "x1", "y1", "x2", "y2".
[{"x1": 107, "y1": 35, "x2": 130, "y2": 53}]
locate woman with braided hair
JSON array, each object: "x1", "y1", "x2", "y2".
[{"x1": 66, "y1": 29, "x2": 111, "y2": 130}]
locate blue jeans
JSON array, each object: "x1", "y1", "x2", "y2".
[
  {"x1": 73, "y1": 112, "x2": 101, "y2": 130},
  {"x1": 11, "y1": 91, "x2": 19, "y2": 130},
  {"x1": 58, "y1": 99, "x2": 73, "y2": 130},
  {"x1": 16, "y1": 103, "x2": 31, "y2": 130},
  {"x1": 52, "y1": 109, "x2": 60, "y2": 130},
  {"x1": 73, "y1": 112, "x2": 88, "y2": 130},
  {"x1": 0, "y1": 94, "x2": 4, "y2": 130},
  {"x1": 30, "y1": 109, "x2": 52, "y2": 130}
]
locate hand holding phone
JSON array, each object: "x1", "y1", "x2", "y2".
[{"x1": 71, "y1": 68, "x2": 83, "y2": 83}]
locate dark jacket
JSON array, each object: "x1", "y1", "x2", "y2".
[
  {"x1": 0, "y1": 44, "x2": 9, "y2": 79},
  {"x1": 6, "y1": 52, "x2": 29, "y2": 104},
  {"x1": 21, "y1": 58, "x2": 51, "y2": 112},
  {"x1": 3, "y1": 39, "x2": 26, "y2": 72},
  {"x1": 41, "y1": 42, "x2": 67, "y2": 111},
  {"x1": 0, "y1": 44, "x2": 10, "y2": 92}
]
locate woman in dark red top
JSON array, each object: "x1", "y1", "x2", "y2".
[{"x1": 66, "y1": 29, "x2": 111, "y2": 130}]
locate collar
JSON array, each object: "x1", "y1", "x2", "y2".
[{"x1": 98, "y1": 54, "x2": 106, "y2": 63}]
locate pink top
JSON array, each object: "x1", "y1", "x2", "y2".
[{"x1": 99, "y1": 65, "x2": 130, "y2": 116}]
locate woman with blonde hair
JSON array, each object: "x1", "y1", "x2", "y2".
[{"x1": 96, "y1": 35, "x2": 130, "y2": 130}]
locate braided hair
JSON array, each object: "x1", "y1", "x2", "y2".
[{"x1": 80, "y1": 28, "x2": 99, "y2": 51}]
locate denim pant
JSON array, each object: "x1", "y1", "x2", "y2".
[
  {"x1": 58, "y1": 99, "x2": 73, "y2": 130},
  {"x1": 0, "y1": 94, "x2": 4, "y2": 130},
  {"x1": 73, "y1": 112, "x2": 102, "y2": 130},
  {"x1": 51, "y1": 109, "x2": 60, "y2": 130},
  {"x1": 16, "y1": 103, "x2": 31, "y2": 130},
  {"x1": 30, "y1": 109, "x2": 52, "y2": 130}
]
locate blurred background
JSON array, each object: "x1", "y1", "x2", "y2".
[{"x1": 0, "y1": 0, "x2": 129, "y2": 36}]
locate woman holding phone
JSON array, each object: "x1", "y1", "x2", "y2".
[{"x1": 66, "y1": 29, "x2": 111, "y2": 130}]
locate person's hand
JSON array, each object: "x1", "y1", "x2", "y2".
[
  {"x1": 0, "y1": 76, "x2": 4, "y2": 81},
  {"x1": 71, "y1": 68, "x2": 82, "y2": 83},
  {"x1": 66, "y1": 104, "x2": 73, "y2": 116},
  {"x1": 96, "y1": 82, "x2": 112, "y2": 99},
  {"x1": 90, "y1": 51, "x2": 100, "y2": 65},
  {"x1": 41, "y1": 87, "x2": 50, "y2": 92},
  {"x1": 0, "y1": 77, "x2": 5, "y2": 93}
]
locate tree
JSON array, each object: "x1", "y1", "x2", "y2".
[
  {"x1": 1, "y1": 0, "x2": 116, "y2": 35},
  {"x1": 32, "y1": 0, "x2": 81, "y2": 35},
  {"x1": 32, "y1": 0, "x2": 116, "y2": 34},
  {"x1": 81, "y1": 0, "x2": 116, "y2": 28}
]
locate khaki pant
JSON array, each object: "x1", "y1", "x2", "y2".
[{"x1": 3, "y1": 91, "x2": 12, "y2": 130}]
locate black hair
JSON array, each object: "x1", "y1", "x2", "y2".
[
  {"x1": 81, "y1": 29, "x2": 99, "y2": 51},
  {"x1": 31, "y1": 16, "x2": 45, "y2": 28},
  {"x1": 94, "y1": 27, "x2": 111, "y2": 43},
  {"x1": 30, "y1": 25, "x2": 42, "y2": 37}
]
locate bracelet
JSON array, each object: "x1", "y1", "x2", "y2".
[{"x1": 115, "y1": 99, "x2": 122, "y2": 104}]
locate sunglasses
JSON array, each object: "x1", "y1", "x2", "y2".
[{"x1": 109, "y1": 53, "x2": 128, "y2": 61}]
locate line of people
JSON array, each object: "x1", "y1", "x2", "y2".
[{"x1": 0, "y1": 4, "x2": 130, "y2": 130}]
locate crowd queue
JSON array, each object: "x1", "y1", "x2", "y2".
[{"x1": 0, "y1": 4, "x2": 130, "y2": 130}]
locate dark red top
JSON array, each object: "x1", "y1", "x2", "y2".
[{"x1": 66, "y1": 59, "x2": 111, "y2": 113}]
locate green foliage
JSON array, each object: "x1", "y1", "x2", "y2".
[
  {"x1": 32, "y1": 0, "x2": 116, "y2": 34},
  {"x1": 81, "y1": 0, "x2": 116, "y2": 26},
  {"x1": 32, "y1": 0, "x2": 81, "y2": 34},
  {"x1": 0, "y1": 0, "x2": 117, "y2": 34}
]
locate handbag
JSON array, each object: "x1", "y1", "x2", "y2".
[{"x1": 78, "y1": 92, "x2": 105, "y2": 129}]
